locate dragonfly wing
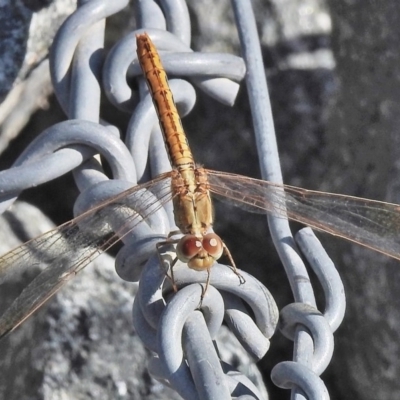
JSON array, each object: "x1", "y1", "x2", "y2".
[
  {"x1": 207, "y1": 169, "x2": 400, "y2": 261},
  {"x1": 0, "y1": 173, "x2": 173, "y2": 338}
]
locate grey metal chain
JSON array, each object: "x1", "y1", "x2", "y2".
[{"x1": 0, "y1": 0, "x2": 346, "y2": 399}]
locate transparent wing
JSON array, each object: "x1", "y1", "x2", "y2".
[
  {"x1": 207, "y1": 169, "x2": 400, "y2": 261},
  {"x1": 0, "y1": 173, "x2": 173, "y2": 338}
]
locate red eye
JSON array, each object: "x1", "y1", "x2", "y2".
[
  {"x1": 176, "y1": 235, "x2": 202, "y2": 262},
  {"x1": 202, "y1": 233, "x2": 223, "y2": 259}
]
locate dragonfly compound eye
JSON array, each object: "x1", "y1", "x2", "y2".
[
  {"x1": 202, "y1": 233, "x2": 224, "y2": 259},
  {"x1": 176, "y1": 235, "x2": 202, "y2": 262}
]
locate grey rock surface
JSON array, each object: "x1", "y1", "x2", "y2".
[
  {"x1": 0, "y1": 0, "x2": 76, "y2": 155},
  {"x1": 0, "y1": 201, "x2": 180, "y2": 400},
  {"x1": 324, "y1": 2, "x2": 400, "y2": 400}
]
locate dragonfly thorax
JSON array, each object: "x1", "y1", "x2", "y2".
[
  {"x1": 171, "y1": 168, "x2": 214, "y2": 236},
  {"x1": 176, "y1": 233, "x2": 224, "y2": 270}
]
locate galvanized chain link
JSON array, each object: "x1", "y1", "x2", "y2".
[
  {"x1": 0, "y1": 0, "x2": 347, "y2": 399},
  {"x1": 232, "y1": 2, "x2": 345, "y2": 399}
]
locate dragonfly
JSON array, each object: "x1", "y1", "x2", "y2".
[{"x1": 1, "y1": 32, "x2": 400, "y2": 339}]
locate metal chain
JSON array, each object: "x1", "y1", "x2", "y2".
[
  {"x1": 0, "y1": 0, "x2": 347, "y2": 399},
  {"x1": 232, "y1": 2, "x2": 345, "y2": 400}
]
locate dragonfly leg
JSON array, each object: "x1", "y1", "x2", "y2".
[
  {"x1": 156, "y1": 240, "x2": 179, "y2": 292},
  {"x1": 169, "y1": 256, "x2": 179, "y2": 292},
  {"x1": 199, "y1": 268, "x2": 211, "y2": 306},
  {"x1": 222, "y1": 242, "x2": 246, "y2": 285},
  {"x1": 167, "y1": 230, "x2": 182, "y2": 238},
  {"x1": 204, "y1": 268, "x2": 211, "y2": 293}
]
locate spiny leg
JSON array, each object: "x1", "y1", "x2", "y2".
[
  {"x1": 169, "y1": 256, "x2": 179, "y2": 292},
  {"x1": 222, "y1": 242, "x2": 246, "y2": 285},
  {"x1": 156, "y1": 240, "x2": 179, "y2": 292},
  {"x1": 199, "y1": 268, "x2": 211, "y2": 305}
]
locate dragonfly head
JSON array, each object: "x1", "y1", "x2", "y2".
[{"x1": 176, "y1": 233, "x2": 224, "y2": 270}]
